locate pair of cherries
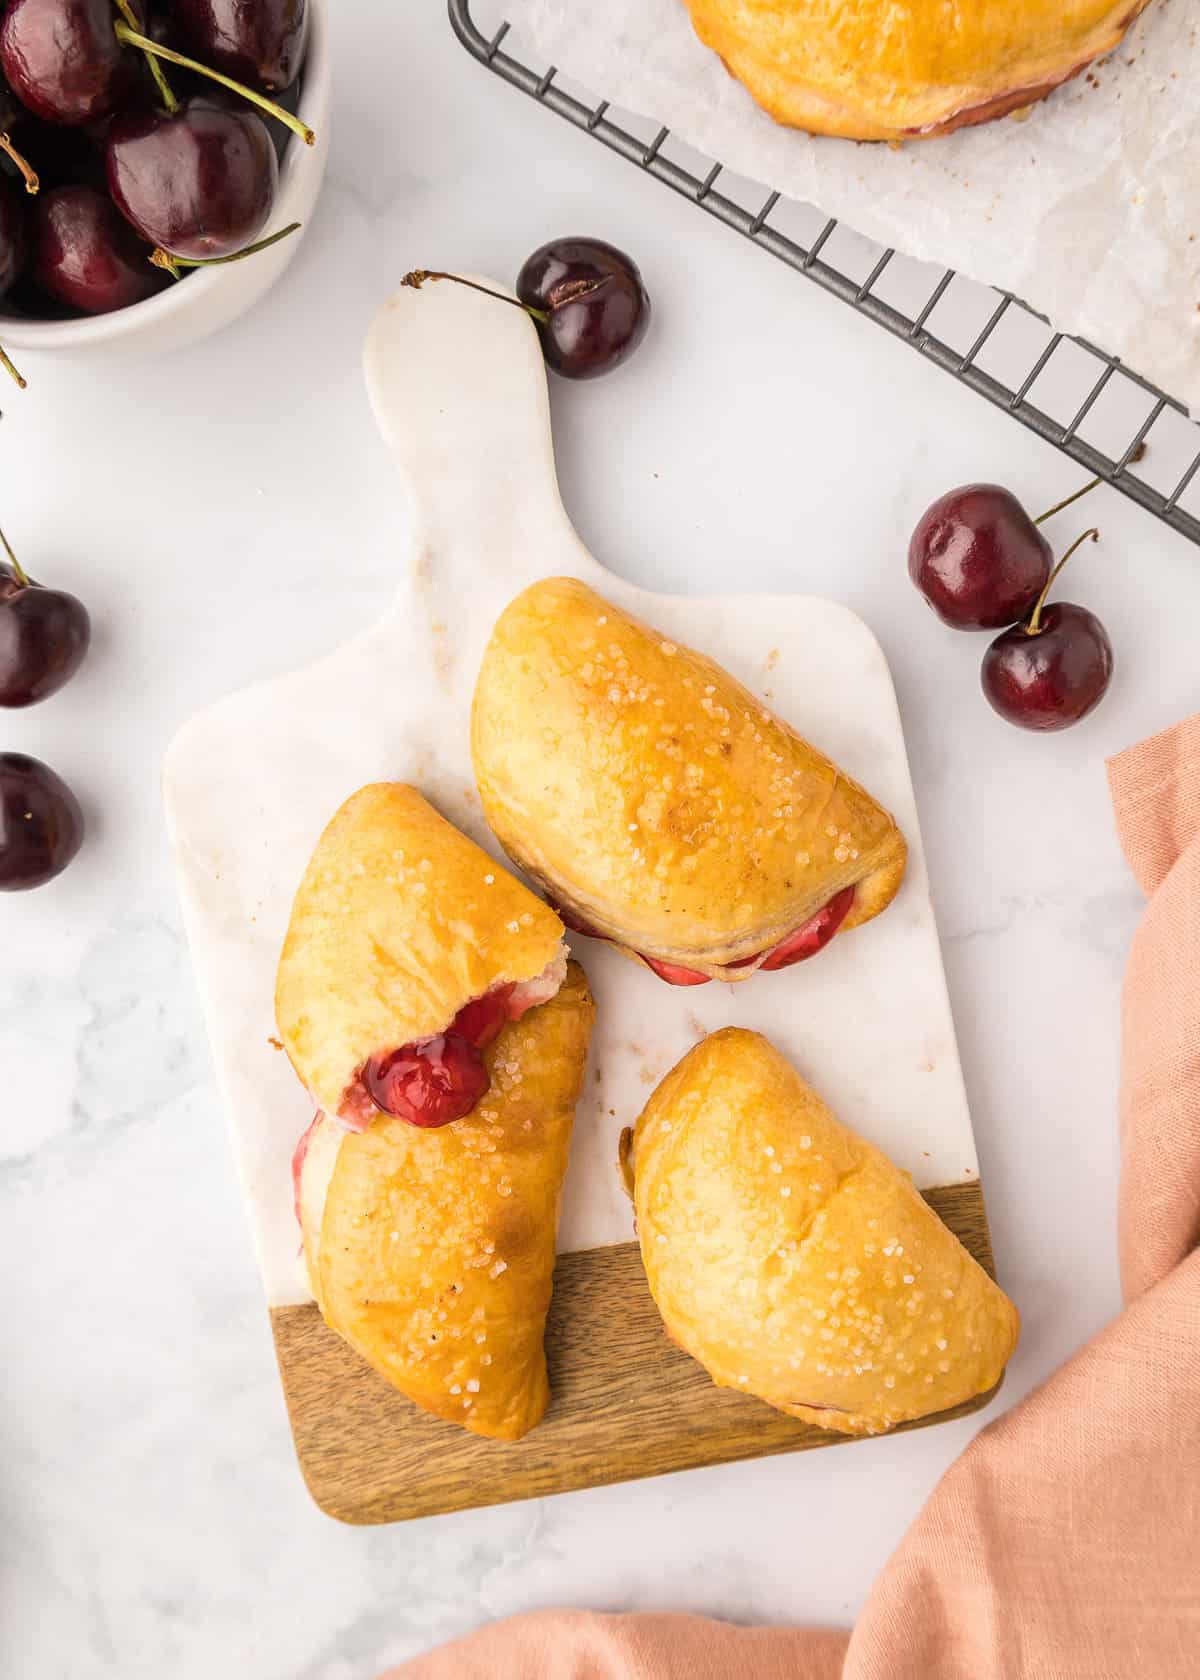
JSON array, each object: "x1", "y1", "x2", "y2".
[
  {"x1": 0, "y1": 524, "x2": 89, "y2": 890},
  {"x1": 909, "y1": 478, "x2": 1114, "y2": 731}
]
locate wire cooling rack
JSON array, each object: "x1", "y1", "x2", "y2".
[{"x1": 449, "y1": 0, "x2": 1200, "y2": 548}]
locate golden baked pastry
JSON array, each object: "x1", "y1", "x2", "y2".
[
  {"x1": 623, "y1": 1028, "x2": 1018, "y2": 1434},
  {"x1": 472, "y1": 577, "x2": 906, "y2": 985},
  {"x1": 298, "y1": 962, "x2": 595, "y2": 1440},
  {"x1": 682, "y1": 0, "x2": 1153, "y2": 141},
  {"x1": 276, "y1": 784, "x2": 566, "y2": 1127}
]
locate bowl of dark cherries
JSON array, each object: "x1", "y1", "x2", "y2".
[{"x1": 0, "y1": 0, "x2": 328, "y2": 369}]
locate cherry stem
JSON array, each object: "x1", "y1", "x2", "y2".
[
  {"x1": 0, "y1": 524, "x2": 29, "y2": 586},
  {"x1": 112, "y1": 0, "x2": 178, "y2": 113},
  {"x1": 1025, "y1": 527, "x2": 1099, "y2": 636},
  {"x1": 0, "y1": 342, "x2": 25, "y2": 391},
  {"x1": 401, "y1": 269, "x2": 551, "y2": 326},
  {"x1": 113, "y1": 24, "x2": 315, "y2": 143},
  {"x1": 1034, "y1": 444, "x2": 1146, "y2": 525},
  {"x1": 0, "y1": 132, "x2": 38, "y2": 193},
  {"x1": 1034, "y1": 476, "x2": 1100, "y2": 526},
  {"x1": 150, "y1": 220, "x2": 302, "y2": 276}
]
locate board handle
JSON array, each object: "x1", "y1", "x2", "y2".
[{"x1": 364, "y1": 275, "x2": 572, "y2": 565}]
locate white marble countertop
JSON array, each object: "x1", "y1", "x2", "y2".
[{"x1": 3, "y1": 5, "x2": 1195, "y2": 1676}]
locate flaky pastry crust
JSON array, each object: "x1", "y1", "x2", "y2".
[
  {"x1": 626, "y1": 1029, "x2": 1019, "y2": 1434},
  {"x1": 275, "y1": 784, "x2": 563, "y2": 1119},
  {"x1": 682, "y1": 0, "x2": 1153, "y2": 141},
  {"x1": 472, "y1": 578, "x2": 906, "y2": 979},
  {"x1": 301, "y1": 962, "x2": 595, "y2": 1441}
]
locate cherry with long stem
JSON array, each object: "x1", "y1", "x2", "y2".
[
  {"x1": 112, "y1": 22, "x2": 315, "y2": 144},
  {"x1": 1024, "y1": 527, "x2": 1099, "y2": 634},
  {"x1": 149, "y1": 219, "x2": 300, "y2": 276}
]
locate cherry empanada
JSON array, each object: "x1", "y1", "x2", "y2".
[
  {"x1": 472, "y1": 578, "x2": 906, "y2": 986},
  {"x1": 623, "y1": 1028, "x2": 1019, "y2": 1434},
  {"x1": 682, "y1": 0, "x2": 1153, "y2": 142},
  {"x1": 276, "y1": 783, "x2": 567, "y2": 1130},
  {"x1": 297, "y1": 963, "x2": 595, "y2": 1440}
]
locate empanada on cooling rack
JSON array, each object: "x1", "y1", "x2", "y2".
[{"x1": 682, "y1": 0, "x2": 1153, "y2": 141}]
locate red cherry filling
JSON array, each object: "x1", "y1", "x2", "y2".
[
  {"x1": 550, "y1": 886, "x2": 855, "y2": 983},
  {"x1": 551, "y1": 901, "x2": 603, "y2": 939},
  {"x1": 291, "y1": 1112, "x2": 321, "y2": 1222},
  {"x1": 360, "y1": 980, "x2": 555, "y2": 1129},
  {"x1": 640, "y1": 955, "x2": 713, "y2": 986},
  {"x1": 758, "y1": 886, "x2": 856, "y2": 971},
  {"x1": 365, "y1": 1034, "x2": 490, "y2": 1129},
  {"x1": 548, "y1": 899, "x2": 710, "y2": 985},
  {"x1": 451, "y1": 983, "x2": 516, "y2": 1050}
]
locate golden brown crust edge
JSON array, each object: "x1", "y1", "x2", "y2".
[
  {"x1": 275, "y1": 784, "x2": 564, "y2": 1120},
  {"x1": 472, "y1": 577, "x2": 907, "y2": 977},
  {"x1": 685, "y1": 0, "x2": 1153, "y2": 143},
  {"x1": 302, "y1": 962, "x2": 596, "y2": 1441},
  {"x1": 627, "y1": 1028, "x2": 1019, "y2": 1435}
]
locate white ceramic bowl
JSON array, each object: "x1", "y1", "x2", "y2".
[{"x1": 0, "y1": 0, "x2": 330, "y2": 357}]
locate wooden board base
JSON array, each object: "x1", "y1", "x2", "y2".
[{"x1": 272, "y1": 1180, "x2": 1002, "y2": 1525}]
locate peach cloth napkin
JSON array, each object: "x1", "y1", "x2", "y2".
[{"x1": 389, "y1": 717, "x2": 1200, "y2": 1680}]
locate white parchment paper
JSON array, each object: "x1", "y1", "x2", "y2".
[{"x1": 511, "y1": 0, "x2": 1200, "y2": 413}]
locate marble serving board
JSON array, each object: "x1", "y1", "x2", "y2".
[{"x1": 163, "y1": 277, "x2": 990, "y2": 1521}]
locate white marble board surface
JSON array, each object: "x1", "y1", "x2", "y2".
[{"x1": 164, "y1": 277, "x2": 978, "y2": 1309}]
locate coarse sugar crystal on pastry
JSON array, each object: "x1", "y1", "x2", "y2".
[
  {"x1": 681, "y1": 0, "x2": 1154, "y2": 142},
  {"x1": 623, "y1": 1028, "x2": 1019, "y2": 1435},
  {"x1": 275, "y1": 783, "x2": 567, "y2": 1131},
  {"x1": 471, "y1": 577, "x2": 906, "y2": 986}
]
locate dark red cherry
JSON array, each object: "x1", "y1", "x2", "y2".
[
  {"x1": 167, "y1": 0, "x2": 307, "y2": 92},
  {"x1": 982, "y1": 603, "x2": 1113, "y2": 731},
  {"x1": 171, "y1": 75, "x2": 302, "y2": 163},
  {"x1": 106, "y1": 95, "x2": 276, "y2": 259},
  {"x1": 32, "y1": 183, "x2": 166, "y2": 312},
  {"x1": 0, "y1": 0, "x2": 134, "y2": 128},
  {"x1": 516, "y1": 237, "x2": 650, "y2": 379},
  {"x1": 980, "y1": 527, "x2": 1112, "y2": 731},
  {"x1": 365, "y1": 1035, "x2": 490, "y2": 1129},
  {"x1": 909, "y1": 484, "x2": 1052, "y2": 630},
  {"x1": 0, "y1": 544, "x2": 90, "y2": 706},
  {"x1": 0, "y1": 751, "x2": 84, "y2": 889}
]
